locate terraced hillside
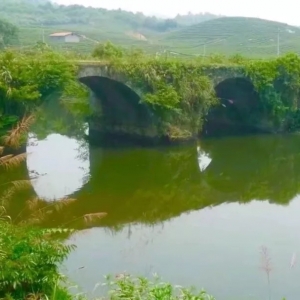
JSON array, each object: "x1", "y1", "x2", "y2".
[
  {"x1": 1, "y1": 0, "x2": 220, "y2": 54},
  {"x1": 12, "y1": 26, "x2": 159, "y2": 55},
  {"x1": 159, "y1": 17, "x2": 300, "y2": 57}
]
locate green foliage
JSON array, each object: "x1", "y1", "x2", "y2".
[
  {"x1": 0, "y1": 45, "x2": 87, "y2": 130},
  {"x1": 244, "y1": 53, "x2": 300, "y2": 130},
  {"x1": 92, "y1": 42, "x2": 124, "y2": 60},
  {"x1": 0, "y1": 220, "x2": 75, "y2": 298},
  {"x1": 0, "y1": 114, "x2": 18, "y2": 129},
  {"x1": 97, "y1": 48, "x2": 300, "y2": 136},
  {"x1": 104, "y1": 274, "x2": 215, "y2": 299},
  {"x1": 0, "y1": 18, "x2": 18, "y2": 48},
  {"x1": 0, "y1": 47, "x2": 70, "y2": 104},
  {"x1": 113, "y1": 57, "x2": 217, "y2": 139}
]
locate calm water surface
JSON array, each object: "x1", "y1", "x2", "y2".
[{"x1": 9, "y1": 129, "x2": 300, "y2": 299}]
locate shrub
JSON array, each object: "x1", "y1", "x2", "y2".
[
  {"x1": 0, "y1": 46, "x2": 86, "y2": 130},
  {"x1": 104, "y1": 274, "x2": 216, "y2": 300},
  {"x1": 0, "y1": 221, "x2": 75, "y2": 298}
]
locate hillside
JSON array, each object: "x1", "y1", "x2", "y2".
[
  {"x1": 0, "y1": 0, "x2": 174, "y2": 32},
  {"x1": 4, "y1": 1, "x2": 300, "y2": 58},
  {"x1": 0, "y1": 0, "x2": 219, "y2": 30},
  {"x1": 0, "y1": 0, "x2": 219, "y2": 44},
  {"x1": 159, "y1": 17, "x2": 300, "y2": 57},
  {"x1": 0, "y1": 0, "x2": 222, "y2": 53}
]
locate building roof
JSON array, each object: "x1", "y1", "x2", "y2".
[{"x1": 49, "y1": 32, "x2": 78, "y2": 37}]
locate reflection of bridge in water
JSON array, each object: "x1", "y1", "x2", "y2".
[{"x1": 21, "y1": 133, "x2": 300, "y2": 230}]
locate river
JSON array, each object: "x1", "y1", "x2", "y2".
[{"x1": 3, "y1": 116, "x2": 300, "y2": 299}]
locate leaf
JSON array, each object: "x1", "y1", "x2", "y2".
[
  {"x1": 10, "y1": 180, "x2": 32, "y2": 191},
  {"x1": 3, "y1": 114, "x2": 35, "y2": 148},
  {"x1": 0, "y1": 153, "x2": 27, "y2": 169}
]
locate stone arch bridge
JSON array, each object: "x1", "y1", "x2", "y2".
[{"x1": 77, "y1": 62, "x2": 261, "y2": 143}]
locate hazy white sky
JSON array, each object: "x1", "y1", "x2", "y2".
[{"x1": 54, "y1": 0, "x2": 299, "y2": 26}]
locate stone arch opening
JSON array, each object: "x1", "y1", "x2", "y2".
[
  {"x1": 203, "y1": 77, "x2": 264, "y2": 137},
  {"x1": 79, "y1": 76, "x2": 154, "y2": 144}
]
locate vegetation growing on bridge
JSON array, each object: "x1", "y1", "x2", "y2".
[
  {"x1": 112, "y1": 56, "x2": 218, "y2": 139},
  {"x1": 244, "y1": 53, "x2": 300, "y2": 131},
  {"x1": 91, "y1": 43, "x2": 300, "y2": 138}
]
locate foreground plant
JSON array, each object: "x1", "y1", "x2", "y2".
[
  {"x1": 0, "y1": 117, "x2": 76, "y2": 297},
  {"x1": 0, "y1": 115, "x2": 34, "y2": 212},
  {"x1": 0, "y1": 220, "x2": 75, "y2": 298},
  {"x1": 102, "y1": 274, "x2": 215, "y2": 300},
  {"x1": 0, "y1": 114, "x2": 34, "y2": 169}
]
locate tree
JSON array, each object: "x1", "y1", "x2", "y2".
[{"x1": 0, "y1": 19, "x2": 18, "y2": 48}]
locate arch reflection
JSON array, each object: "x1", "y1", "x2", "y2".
[{"x1": 26, "y1": 133, "x2": 90, "y2": 201}]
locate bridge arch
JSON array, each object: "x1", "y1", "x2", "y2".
[
  {"x1": 78, "y1": 75, "x2": 155, "y2": 145},
  {"x1": 203, "y1": 76, "x2": 264, "y2": 136},
  {"x1": 77, "y1": 63, "x2": 269, "y2": 140}
]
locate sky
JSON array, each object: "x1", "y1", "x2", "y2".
[{"x1": 54, "y1": 0, "x2": 300, "y2": 26}]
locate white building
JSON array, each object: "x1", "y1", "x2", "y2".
[{"x1": 49, "y1": 32, "x2": 81, "y2": 43}]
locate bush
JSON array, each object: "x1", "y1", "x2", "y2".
[
  {"x1": 0, "y1": 221, "x2": 75, "y2": 298},
  {"x1": 0, "y1": 45, "x2": 86, "y2": 130},
  {"x1": 104, "y1": 274, "x2": 216, "y2": 300}
]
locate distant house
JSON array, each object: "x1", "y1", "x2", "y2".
[{"x1": 49, "y1": 32, "x2": 81, "y2": 43}]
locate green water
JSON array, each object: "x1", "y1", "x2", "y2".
[{"x1": 4, "y1": 129, "x2": 300, "y2": 299}]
